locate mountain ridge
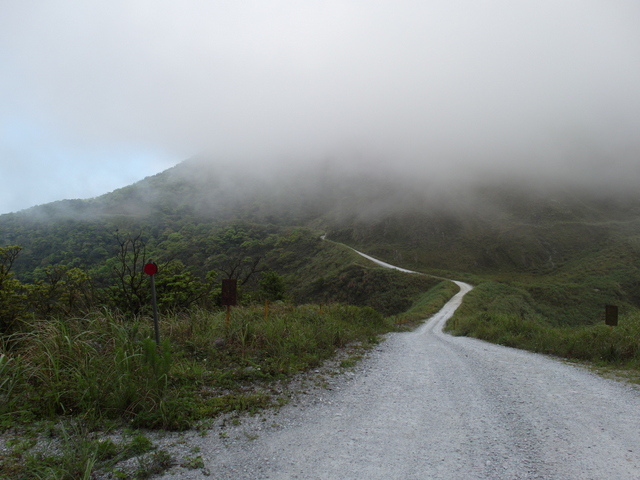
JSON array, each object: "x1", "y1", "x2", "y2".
[
  {"x1": 2, "y1": 157, "x2": 640, "y2": 324},
  {"x1": 4, "y1": 157, "x2": 640, "y2": 272}
]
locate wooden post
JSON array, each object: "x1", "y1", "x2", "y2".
[
  {"x1": 221, "y1": 279, "x2": 237, "y2": 328},
  {"x1": 605, "y1": 305, "x2": 618, "y2": 326}
]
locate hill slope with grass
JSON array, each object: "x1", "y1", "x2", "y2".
[
  {"x1": 2, "y1": 157, "x2": 640, "y2": 352},
  {"x1": 3, "y1": 157, "x2": 640, "y2": 325},
  {"x1": 3, "y1": 158, "x2": 640, "y2": 478}
]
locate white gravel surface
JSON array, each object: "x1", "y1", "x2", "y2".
[{"x1": 155, "y1": 280, "x2": 640, "y2": 479}]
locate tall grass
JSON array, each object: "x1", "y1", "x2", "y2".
[
  {"x1": 447, "y1": 282, "x2": 640, "y2": 369},
  {"x1": 0, "y1": 303, "x2": 390, "y2": 431},
  {"x1": 391, "y1": 280, "x2": 460, "y2": 328},
  {"x1": 0, "y1": 313, "x2": 174, "y2": 426}
]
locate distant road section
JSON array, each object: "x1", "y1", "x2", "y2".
[
  {"x1": 172, "y1": 254, "x2": 640, "y2": 479},
  {"x1": 350, "y1": 249, "x2": 420, "y2": 274}
]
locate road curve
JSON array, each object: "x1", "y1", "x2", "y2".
[
  {"x1": 164, "y1": 255, "x2": 640, "y2": 479},
  {"x1": 346, "y1": 247, "x2": 472, "y2": 335}
]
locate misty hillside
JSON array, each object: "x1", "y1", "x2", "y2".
[
  {"x1": 5, "y1": 157, "x2": 640, "y2": 271},
  {"x1": 2, "y1": 157, "x2": 640, "y2": 323}
]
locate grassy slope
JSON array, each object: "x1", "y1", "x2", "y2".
[
  {"x1": 446, "y1": 280, "x2": 640, "y2": 370},
  {"x1": 328, "y1": 198, "x2": 640, "y2": 323},
  {"x1": 322, "y1": 188, "x2": 640, "y2": 371},
  {"x1": 3, "y1": 162, "x2": 640, "y2": 368}
]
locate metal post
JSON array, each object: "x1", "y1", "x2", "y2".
[{"x1": 150, "y1": 273, "x2": 160, "y2": 345}]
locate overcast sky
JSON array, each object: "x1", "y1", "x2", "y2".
[{"x1": 1, "y1": 0, "x2": 640, "y2": 214}]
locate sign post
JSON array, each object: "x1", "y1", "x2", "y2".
[
  {"x1": 144, "y1": 262, "x2": 160, "y2": 345},
  {"x1": 221, "y1": 279, "x2": 237, "y2": 327},
  {"x1": 605, "y1": 304, "x2": 619, "y2": 327}
]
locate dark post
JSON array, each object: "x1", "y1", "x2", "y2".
[
  {"x1": 221, "y1": 279, "x2": 238, "y2": 327},
  {"x1": 605, "y1": 305, "x2": 618, "y2": 327}
]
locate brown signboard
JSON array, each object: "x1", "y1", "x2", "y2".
[
  {"x1": 605, "y1": 304, "x2": 618, "y2": 326},
  {"x1": 221, "y1": 279, "x2": 238, "y2": 306}
]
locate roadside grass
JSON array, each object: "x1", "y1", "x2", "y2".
[
  {"x1": 0, "y1": 280, "x2": 460, "y2": 478},
  {"x1": 0, "y1": 300, "x2": 422, "y2": 478},
  {"x1": 297, "y1": 261, "x2": 446, "y2": 317},
  {"x1": 447, "y1": 281, "x2": 640, "y2": 370},
  {"x1": 0, "y1": 304, "x2": 392, "y2": 431},
  {"x1": 392, "y1": 280, "x2": 460, "y2": 329},
  {"x1": 1, "y1": 422, "x2": 170, "y2": 480}
]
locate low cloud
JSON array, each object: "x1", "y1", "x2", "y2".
[{"x1": 2, "y1": 1, "x2": 640, "y2": 213}]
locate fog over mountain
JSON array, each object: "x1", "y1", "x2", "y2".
[{"x1": 2, "y1": 1, "x2": 640, "y2": 214}]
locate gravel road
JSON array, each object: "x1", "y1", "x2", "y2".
[{"x1": 157, "y1": 278, "x2": 640, "y2": 479}]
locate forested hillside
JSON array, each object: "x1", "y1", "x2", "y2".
[
  {"x1": 3, "y1": 157, "x2": 640, "y2": 327},
  {"x1": 1, "y1": 158, "x2": 456, "y2": 335},
  {"x1": 0, "y1": 158, "x2": 457, "y2": 451}
]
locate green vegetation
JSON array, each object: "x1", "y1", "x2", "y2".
[
  {"x1": 392, "y1": 280, "x2": 460, "y2": 328},
  {"x1": 302, "y1": 264, "x2": 443, "y2": 316},
  {"x1": 2, "y1": 158, "x2": 640, "y2": 474},
  {"x1": 447, "y1": 281, "x2": 640, "y2": 371},
  {"x1": 324, "y1": 185, "x2": 640, "y2": 372},
  {"x1": 0, "y1": 200, "x2": 454, "y2": 478},
  {"x1": 0, "y1": 226, "x2": 439, "y2": 330},
  {"x1": 437, "y1": 222, "x2": 640, "y2": 368},
  {"x1": 0, "y1": 299, "x2": 431, "y2": 478},
  {"x1": 1, "y1": 425, "x2": 162, "y2": 480},
  {"x1": 0, "y1": 304, "x2": 392, "y2": 431}
]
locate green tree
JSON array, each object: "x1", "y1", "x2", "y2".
[
  {"x1": 29, "y1": 265, "x2": 95, "y2": 317},
  {"x1": 209, "y1": 225, "x2": 266, "y2": 286},
  {"x1": 108, "y1": 232, "x2": 150, "y2": 315},
  {"x1": 155, "y1": 261, "x2": 216, "y2": 311},
  {"x1": 0, "y1": 246, "x2": 27, "y2": 334},
  {"x1": 259, "y1": 270, "x2": 286, "y2": 302}
]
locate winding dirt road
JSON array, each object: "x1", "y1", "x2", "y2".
[{"x1": 159, "y1": 255, "x2": 640, "y2": 479}]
